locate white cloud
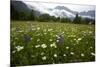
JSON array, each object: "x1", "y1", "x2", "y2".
[{"x1": 22, "y1": 0, "x2": 95, "y2": 12}]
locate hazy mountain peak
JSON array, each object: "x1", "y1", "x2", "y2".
[
  {"x1": 11, "y1": 1, "x2": 95, "y2": 19},
  {"x1": 55, "y1": 6, "x2": 72, "y2": 12}
]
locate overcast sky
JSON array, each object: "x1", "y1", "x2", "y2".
[{"x1": 13, "y1": 0, "x2": 95, "y2": 12}]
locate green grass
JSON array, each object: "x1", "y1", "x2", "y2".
[{"x1": 11, "y1": 21, "x2": 95, "y2": 66}]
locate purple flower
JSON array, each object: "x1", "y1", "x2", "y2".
[
  {"x1": 16, "y1": 27, "x2": 20, "y2": 32},
  {"x1": 56, "y1": 34, "x2": 64, "y2": 45},
  {"x1": 24, "y1": 34, "x2": 31, "y2": 43}
]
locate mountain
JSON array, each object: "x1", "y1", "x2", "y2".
[
  {"x1": 11, "y1": 1, "x2": 31, "y2": 14},
  {"x1": 11, "y1": 1, "x2": 41, "y2": 17},
  {"x1": 79, "y1": 10, "x2": 95, "y2": 19},
  {"x1": 26, "y1": 2, "x2": 95, "y2": 19},
  {"x1": 51, "y1": 6, "x2": 95, "y2": 19},
  {"x1": 54, "y1": 6, "x2": 78, "y2": 14},
  {"x1": 48, "y1": 6, "x2": 76, "y2": 19},
  {"x1": 11, "y1": 1, "x2": 95, "y2": 20}
]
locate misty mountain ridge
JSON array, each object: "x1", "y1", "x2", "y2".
[
  {"x1": 11, "y1": 1, "x2": 95, "y2": 19},
  {"x1": 26, "y1": 2, "x2": 95, "y2": 19}
]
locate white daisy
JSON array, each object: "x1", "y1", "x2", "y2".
[
  {"x1": 31, "y1": 38, "x2": 33, "y2": 40},
  {"x1": 50, "y1": 42, "x2": 57, "y2": 48},
  {"x1": 63, "y1": 54, "x2": 66, "y2": 56},
  {"x1": 91, "y1": 52, "x2": 95, "y2": 56},
  {"x1": 70, "y1": 52, "x2": 74, "y2": 55},
  {"x1": 56, "y1": 40, "x2": 59, "y2": 42},
  {"x1": 81, "y1": 53, "x2": 85, "y2": 57},
  {"x1": 35, "y1": 45, "x2": 40, "y2": 48},
  {"x1": 37, "y1": 27, "x2": 40, "y2": 30},
  {"x1": 90, "y1": 46, "x2": 93, "y2": 49},
  {"x1": 42, "y1": 56, "x2": 47, "y2": 60},
  {"x1": 55, "y1": 35, "x2": 58, "y2": 37},
  {"x1": 66, "y1": 46, "x2": 69, "y2": 49},
  {"x1": 41, "y1": 44, "x2": 47, "y2": 48},
  {"x1": 15, "y1": 46, "x2": 24, "y2": 52},
  {"x1": 62, "y1": 32, "x2": 65, "y2": 34},
  {"x1": 78, "y1": 38, "x2": 82, "y2": 41},
  {"x1": 54, "y1": 54, "x2": 57, "y2": 57}
]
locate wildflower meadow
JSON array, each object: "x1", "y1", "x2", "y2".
[{"x1": 11, "y1": 21, "x2": 95, "y2": 66}]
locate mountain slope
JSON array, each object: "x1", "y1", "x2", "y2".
[
  {"x1": 11, "y1": 1, "x2": 31, "y2": 14},
  {"x1": 11, "y1": 1, "x2": 95, "y2": 20},
  {"x1": 53, "y1": 6, "x2": 95, "y2": 19},
  {"x1": 54, "y1": 6, "x2": 78, "y2": 14}
]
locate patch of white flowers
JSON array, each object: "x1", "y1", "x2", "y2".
[
  {"x1": 70, "y1": 52, "x2": 74, "y2": 55},
  {"x1": 62, "y1": 32, "x2": 65, "y2": 34},
  {"x1": 90, "y1": 46, "x2": 93, "y2": 49},
  {"x1": 55, "y1": 35, "x2": 60, "y2": 39},
  {"x1": 81, "y1": 53, "x2": 85, "y2": 57},
  {"x1": 63, "y1": 54, "x2": 66, "y2": 57},
  {"x1": 68, "y1": 35, "x2": 76, "y2": 37},
  {"x1": 66, "y1": 46, "x2": 69, "y2": 49},
  {"x1": 48, "y1": 28, "x2": 53, "y2": 31},
  {"x1": 31, "y1": 38, "x2": 33, "y2": 40},
  {"x1": 35, "y1": 45, "x2": 40, "y2": 48},
  {"x1": 37, "y1": 27, "x2": 40, "y2": 30},
  {"x1": 56, "y1": 40, "x2": 59, "y2": 43},
  {"x1": 50, "y1": 42, "x2": 57, "y2": 48},
  {"x1": 42, "y1": 56, "x2": 47, "y2": 60},
  {"x1": 54, "y1": 54, "x2": 57, "y2": 58},
  {"x1": 15, "y1": 46, "x2": 24, "y2": 52},
  {"x1": 91, "y1": 52, "x2": 95, "y2": 56},
  {"x1": 77, "y1": 38, "x2": 82, "y2": 41},
  {"x1": 76, "y1": 38, "x2": 82, "y2": 44},
  {"x1": 41, "y1": 44, "x2": 47, "y2": 48}
]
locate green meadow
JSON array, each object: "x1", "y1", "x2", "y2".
[{"x1": 11, "y1": 21, "x2": 95, "y2": 66}]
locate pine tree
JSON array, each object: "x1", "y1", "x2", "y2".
[
  {"x1": 29, "y1": 10, "x2": 35, "y2": 20},
  {"x1": 73, "y1": 14, "x2": 81, "y2": 24}
]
